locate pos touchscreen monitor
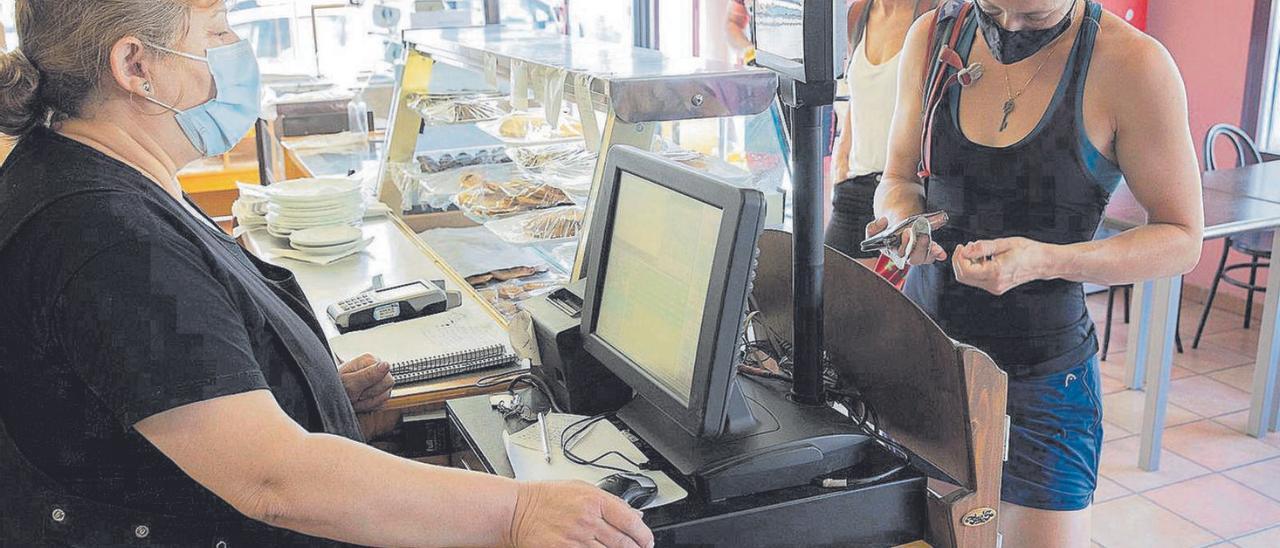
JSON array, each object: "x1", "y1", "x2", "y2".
[
  {"x1": 580, "y1": 146, "x2": 765, "y2": 439},
  {"x1": 750, "y1": 0, "x2": 847, "y2": 83}
]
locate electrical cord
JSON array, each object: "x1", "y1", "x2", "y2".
[
  {"x1": 475, "y1": 368, "x2": 529, "y2": 388},
  {"x1": 560, "y1": 414, "x2": 646, "y2": 475},
  {"x1": 507, "y1": 374, "x2": 563, "y2": 414},
  {"x1": 816, "y1": 464, "x2": 908, "y2": 489}
]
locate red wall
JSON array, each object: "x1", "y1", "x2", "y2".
[
  {"x1": 1096, "y1": 0, "x2": 1149, "y2": 30},
  {"x1": 1145, "y1": 0, "x2": 1263, "y2": 299}
]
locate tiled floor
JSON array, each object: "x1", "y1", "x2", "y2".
[{"x1": 1085, "y1": 293, "x2": 1280, "y2": 547}]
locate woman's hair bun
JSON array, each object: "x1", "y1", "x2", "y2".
[{"x1": 0, "y1": 49, "x2": 43, "y2": 136}]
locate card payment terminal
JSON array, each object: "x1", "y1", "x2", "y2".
[{"x1": 327, "y1": 279, "x2": 462, "y2": 333}]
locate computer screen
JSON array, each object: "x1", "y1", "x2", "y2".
[
  {"x1": 749, "y1": 0, "x2": 843, "y2": 83},
  {"x1": 581, "y1": 145, "x2": 765, "y2": 439},
  {"x1": 594, "y1": 172, "x2": 725, "y2": 406},
  {"x1": 753, "y1": 0, "x2": 806, "y2": 62}
]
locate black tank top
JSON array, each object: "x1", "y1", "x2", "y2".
[{"x1": 905, "y1": 0, "x2": 1123, "y2": 378}]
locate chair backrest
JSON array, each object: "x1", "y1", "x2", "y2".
[{"x1": 1205, "y1": 123, "x2": 1263, "y2": 171}]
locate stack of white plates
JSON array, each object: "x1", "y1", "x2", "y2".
[{"x1": 265, "y1": 178, "x2": 366, "y2": 238}]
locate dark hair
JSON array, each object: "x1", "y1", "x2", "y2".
[{"x1": 0, "y1": 1, "x2": 205, "y2": 136}]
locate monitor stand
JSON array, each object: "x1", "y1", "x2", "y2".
[{"x1": 617, "y1": 375, "x2": 872, "y2": 501}]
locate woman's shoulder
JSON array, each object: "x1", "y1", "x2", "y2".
[
  {"x1": 1086, "y1": 8, "x2": 1172, "y2": 76},
  {"x1": 1085, "y1": 11, "x2": 1183, "y2": 116},
  {"x1": 0, "y1": 128, "x2": 193, "y2": 254},
  {"x1": 0, "y1": 190, "x2": 202, "y2": 299}
]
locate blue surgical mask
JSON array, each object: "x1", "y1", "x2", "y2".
[{"x1": 144, "y1": 40, "x2": 261, "y2": 157}]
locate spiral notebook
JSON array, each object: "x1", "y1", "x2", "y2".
[
  {"x1": 388, "y1": 343, "x2": 517, "y2": 386},
  {"x1": 329, "y1": 314, "x2": 518, "y2": 386}
]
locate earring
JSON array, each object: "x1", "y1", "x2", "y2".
[{"x1": 142, "y1": 82, "x2": 152, "y2": 94}]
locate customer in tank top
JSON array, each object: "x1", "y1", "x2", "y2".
[
  {"x1": 872, "y1": 0, "x2": 1203, "y2": 545},
  {"x1": 827, "y1": 0, "x2": 934, "y2": 261}
]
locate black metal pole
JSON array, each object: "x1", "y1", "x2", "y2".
[{"x1": 789, "y1": 102, "x2": 826, "y2": 406}]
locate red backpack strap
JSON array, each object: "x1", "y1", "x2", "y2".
[{"x1": 917, "y1": 1, "x2": 978, "y2": 180}]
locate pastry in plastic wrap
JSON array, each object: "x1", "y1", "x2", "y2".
[
  {"x1": 496, "y1": 113, "x2": 583, "y2": 140},
  {"x1": 455, "y1": 177, "x2": 572, "y2": 220},
  {"x1": 522, "y1": 207, "x2": 584, "y2": 241}
]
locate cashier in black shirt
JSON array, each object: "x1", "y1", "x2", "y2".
[{"x1": 0, "y1": 2, "x2": 652, "y2": 547}]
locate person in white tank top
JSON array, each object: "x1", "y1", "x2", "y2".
[{"x1": 826, "y1": 0, "x2": 932, "y2": 260}]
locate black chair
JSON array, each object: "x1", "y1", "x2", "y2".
[
  {"x1": 1192, "y1": 124, "x2": 1268, "y2": 348},
  {"x1": 1101, "y1": 284, "x2": 1183, "y2": 361}
]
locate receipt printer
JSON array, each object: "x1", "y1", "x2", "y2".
[
  {"x1": 327, "y1": 279, "x2": 462, "y2": 333},
  {"x1": 526, "y1": 281, "x2": 632, "y2": 416}
]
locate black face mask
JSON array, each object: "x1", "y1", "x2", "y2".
[{"x1": 975, "y1": 0, "x2": 1076, "y2": 64}]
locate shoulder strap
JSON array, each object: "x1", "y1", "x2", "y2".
[
  {"x1": 850, "y1": 0, "x2": 937, "y2": 60},
  {"x1": 917, "y1": 0, "x2": 978, "y2": 179},
  {"x1": 1069, "y1": 0, "x2": 1104, "y2": 96},
  {"x1": 848, "y1": 0, "x2": 874, "y2": 60}
]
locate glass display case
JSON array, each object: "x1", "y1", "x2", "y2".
[{"x1": 376, "y1": 25, "x2": 788, "y2": 319}]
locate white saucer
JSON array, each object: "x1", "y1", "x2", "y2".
[
  {"x1": 289, "y1": 225, "x2": 363, "y2": 248},
  {"x1": 290, "y1": 237, "x2": 367, "y2": 256},
  {"x1": 268, "y1": 178, "x2": 361, "y2": 200},
  {"x1": 267, "y1": 210, "x2": 364, "y2": 229}
]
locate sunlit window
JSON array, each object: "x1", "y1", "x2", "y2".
[
  {"x1": 568, "y1": 0, "x2": 634, "y2": 45},
  {"x1": 1262, "y1": 4, "x2": 1280, "y2": 151},
  {"x1": 1, "y1": 0, "x2": 16, "y2": 51}
]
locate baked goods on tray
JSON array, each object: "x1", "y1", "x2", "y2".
[
  {"x1": 495, "y1": 113, "x2": 583, "y2": 140},
  {"x1": 454, "y1": 175, "x2": 573, "y2": 220},
  {"x1": 522, "y1": 207, "x2": 584, "y2": 241}
]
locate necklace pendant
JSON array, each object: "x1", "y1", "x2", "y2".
[{"x1": 999, "y1": 99, "x2": 1015, "y2": 132}]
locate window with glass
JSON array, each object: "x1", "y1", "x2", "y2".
[
  {"x1": 567, "y1": 0, "x2": 634, "y2": 45},
  {"x1": 228, "y1": 0, "x2": 406, "y2": 81},
  {"x1": 656, "y1": 0, "x2": 696, "y2": 57},
  {"x1": 1262, "y1": 3, "x2": 1280, "y2": 152},
  {"x1": 2, "y1": 0, "x2": 16, "y2": 51},
  {"x1": 501, "y1": 0, "x2": 565, "y2": 30}
]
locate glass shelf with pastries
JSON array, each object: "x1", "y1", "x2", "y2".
[{"x1": 377, "y1": 25, "x2": 789, "y2": 321}]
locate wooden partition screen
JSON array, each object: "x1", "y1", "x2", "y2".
[{"x1": 753, "y1": 230, "x2": 1008, "y2": 548}]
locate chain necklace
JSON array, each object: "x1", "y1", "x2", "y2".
[{"x1": 998, "y1": 16, "x2": 1075, "y2": 132}]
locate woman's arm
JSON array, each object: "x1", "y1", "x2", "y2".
[
  {"x1": 871, "y1": 11, "x2": 947, "y2": 264},
  {"x1": 951, "y1": 34, "x2": 1203, "y2": 294},
  {"x1": 1042, "y1": 36, "x2": 1203, "y2": 284},
  {"x1": 136, "y1": 391, "x2": 653, "y2": 548}
]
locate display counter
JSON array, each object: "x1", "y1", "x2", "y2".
[{"x1": 366, "y1": 25, "x2": 790, "y2": 322}]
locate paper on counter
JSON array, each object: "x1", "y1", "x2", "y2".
[
  {"x1": 511, "y1": 60, "x2": 529, "y2": 110},
  {"x1": 574, "y1": 74, "x2": 602, "y2": 153},
  {"x1": 484, "y1": 53, "x2": 499, "y2": 88},
  {"x1": 417, "y1": 226, "x2": 545, "y2": 279},
  {"x1": 544, "y1": 68, "x2": 568, "y2": 129},
  {"x1": 503, "y1": 413, "x2": 689, "y2": 510}
]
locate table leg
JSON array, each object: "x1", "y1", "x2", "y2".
[
  {"x1": 1271, "y1": 373, "x2": 1279, "y2": 433},
  {"x1": 1139, "y1": 276, "x2": 1181, "y2": 471},
  {"x1": 1125, "y1": 281, "x2": 1155, "y2": 390},
  {"x1": 1247, "y1": 232, "x2": 1280, "y2": 437}
]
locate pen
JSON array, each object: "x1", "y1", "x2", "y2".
[{"x1": 538, "y1": 412, "x2": 551, "y2": 463}]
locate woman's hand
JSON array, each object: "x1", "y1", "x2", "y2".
[
  {"x1": 508, "y1": 480, "x2": 654, "y2": 548},
  {"x1": 339, "y1": 354, "x2": 394, "y2": 413},
  {"x1": 865, "y1": 216, "x2": 948, "y2": 266},
  {"x1": 952, "y1": 237, "x2": 1053, "y2": 296}
]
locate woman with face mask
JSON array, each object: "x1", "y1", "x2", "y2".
[
  {"x1": 0, "y1": 2, "x2": 653, "y2": 547},
  {"x1": 873, "y1": 0, "x2": 1203, "y2": 545}
]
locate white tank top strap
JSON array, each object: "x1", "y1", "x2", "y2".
[{"x1": 844, "y1": 35, "x2": 902, "y2": 178}]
